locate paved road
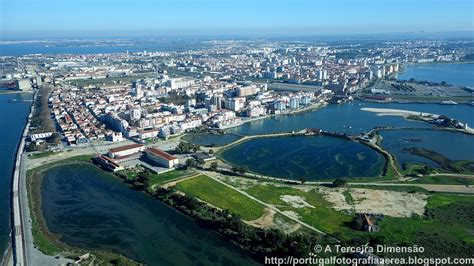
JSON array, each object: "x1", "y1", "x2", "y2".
[
  {"x1": 19, "y1": 154, "x2": 72, "y2": 265},
  {"x1": 26, "y1": 136, "x2": 182, "y2": 170},
  {"x1": 11, "y1": 91, "x2": 72, "y2": 265}
]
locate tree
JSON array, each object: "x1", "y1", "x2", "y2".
[
  {"x1": 185, "y1": 158, "x2": 197, "y2": 169},
  {"x1": 332, "y1": 178, "x2": 347, "y2": 187},
  {"x1": 210, "y1": 162, "x2": 218, "y2": 171},
  {"x1": 47, "y1": 132, "x2": 61, "y2": 145},
  {"x1": 196, "y1": 158, "x2": 205, "y2": 166},
  {"x1": 208, "y1": 149, "x2": 214, "y2": 154},
  {"x1": 192, "y1": 145, "x2": 201, "y2": 153},
  {"x1": 231, "y1": 165, "x2": 247, "y2": 175}
]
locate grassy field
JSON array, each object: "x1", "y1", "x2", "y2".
[
  {"x1": 349, "y1": 184, "x2": 430, "y2": 193},
  {"x1": 28, "y1": 150, "x2": 56, "y2": 159},
  {"x1": 148, "y1": 169, "x2": 195, "y2": 187},
  {"x1": 408, "y1": 175, "x2": 474, "y2": 185},
  {"x1": 377, "y1": 194, "x2": 474, "y2": 257},
  {"x1": 245, "y1": 184, "x2": 355, "y2": 238},
  {"x1": 243, "y1": 183, "x2": 473, "y2": 257},
  {"x1": 175, "y1": 175, "x2": 265, "y2": 220}
]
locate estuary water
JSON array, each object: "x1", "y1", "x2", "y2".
[
  {"x1": 229, "y1": 102, "x2": 474, "y2": 136},
  {"x1": 397, "y1": 63, "x2": 474, "y2": 87},
  {"x1": 0, "y1": 91, "x2": 32, "y2": 256},
  {"x1": 187, "y1": 102, "x2": 474, "y2": 146},
  {"x1": 379, "y1": 129, "x2": 474, "y2": 167},
  {"x1": 212, "y1": 102, "x2": 473, "y2": 179},
  {"x1": 41, "y1": 163, "x2": 257, "y2": 265}
]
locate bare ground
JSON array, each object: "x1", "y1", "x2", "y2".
[
  {"x1": 245, "y1": 208, "x2": 275, "y2": 228},
  {"x1": 320, "y1": 187, "x2": 428, "y2": 217}
]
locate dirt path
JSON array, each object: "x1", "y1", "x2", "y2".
[
  {"x1": 200, "y1": 170, "x2": 329, "y2": 237},
  {"x1": 245, "y1": 208, "x2": 275, "y2": 228},
  {"x1": 161, "y1": 173, "x2": 201, "y2": 189}
]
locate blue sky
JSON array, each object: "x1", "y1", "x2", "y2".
[{"x1": 1, "y1": 0, "x2": 473, "y2": 38}]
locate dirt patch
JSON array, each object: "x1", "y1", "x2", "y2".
[
  {"x1": 280, "y1": 195, "x2": 315, "y2": 208},
  {"x1": 319, "y1": 188, "x2": 352, "y2": 210},
  {"x1": 246, "y1": 208, "x2": 275, "y2": 228},
  {"x1": 321, "y1": 188, "x2": 428, "y2": 217}
]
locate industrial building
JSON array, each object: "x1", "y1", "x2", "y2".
[
  {"x1": 145, "y1": 148, "x2": 179, "y2": 168},
  {"x1": 108, "y1": 143, "x2": 145, "y2": 158}
]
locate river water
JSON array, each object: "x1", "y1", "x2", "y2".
[
  {"x1": 397, "y1": 63, "x2": 474, "y2": 87},
  {"x1": 0, "y1": 91, "x2": 32, "y2": 256}
]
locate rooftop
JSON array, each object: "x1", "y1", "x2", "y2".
[
  {"x1": 146, "y1": 147, "x2": 177, "y2": 161},
  {"x1": 109, "y1": 143, "x2": 144, "y2": 153}
]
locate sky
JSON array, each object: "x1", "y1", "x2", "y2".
[{"x1": 1, "y1": 0, "x2": 473, "y2": 39}]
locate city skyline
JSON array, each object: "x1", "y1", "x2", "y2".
[{"x1": 1, "y1": 0, "x2": 473, "y2": 38}]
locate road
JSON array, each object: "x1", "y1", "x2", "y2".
[
  {"x1": 25, "y1": 136, "x2": 183, "y2": 170},
  {"x1": 10, "y1": 91, "x2": 72, "y2": 266}
]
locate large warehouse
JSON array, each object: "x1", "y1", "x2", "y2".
[
  {"x1": 108, "y1": 143, "x2": 145, "y2": 158},
  {"x1": 145, "y1": 148, "x2": 179, "y2": 168}
]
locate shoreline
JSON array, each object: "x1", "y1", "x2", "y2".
[
  {"x1": 26, "y1": 159, "x2": 141, "y2": 265},
  {"x1": 217, "y1": 101, "x2": 327, "y2": 131},
  {"x1": 7, "y1": 90, "x2": 36, "y2": 265}
]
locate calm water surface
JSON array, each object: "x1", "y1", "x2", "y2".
[
  {"x1": 185, "y1": 102, "x2": 473, "y2": 145},
  {"x1": 398, "y1": 63, "x2": 474, "y2": 87},
  {"x1": 221, "y1": 136, "x2": 385, "y2": 180},
  {"x1": 41, "y1": 163, "x2": 257, "y2": 265},
  {"x1": 0, "y1": 91, "x2": 32, "y2": 254},
  {"x1": 380, "y1": 129, "x2": 474, "y2": 167}
]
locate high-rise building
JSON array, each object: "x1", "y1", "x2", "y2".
[{"x1": 289, "y1": 98, "x2": 300, "y2": 109}]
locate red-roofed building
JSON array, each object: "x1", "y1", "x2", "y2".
[
  {"x1": 108, "y1": 143, "x2": 145, "y2": 158},
  {"x1": 145, "y1": 148, "x2": 179, "y2": 168}
]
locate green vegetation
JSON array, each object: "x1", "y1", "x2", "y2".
[
  {"x1": 400, "y1": 163, "x2": 436, "y2": 176},
  {"x1": 404, "y1": 174, "x2": 474, "y2": 185},
  {"x1": 350, "y1": 184, "x2": 430, "y2": 193},
  {"x1": 244, "y1": 183, "x2": 474, "y2": 257},
  {"x1": 377, "y1": 194, "x2": 474, "y2": 257},
  {"x1": 176, "y1": 175, "x2": 265, "y2": 220},
  {"x1": 231, "y1": 165, "x2": 248, "y2": 175},
  {"x1": 28, "y1": 150, "x2": 56, "y2": 159},
  {"x1": 115, "y1": 167, "x2": 195, "y2": 190},
  {"x1": 147, "y1": 169, "x2": 195, "y2": 187},
  {"x1": 30, "y1": 86, "x2": 54, "y2": 134},
  {"x1": 332, "y1": 178, "x2": 347, "y2": 187},
  {"x1": 175, "y1": 141, "x2": 200, "y2": 154},
  {"x1": 153, "y1": 186, "x2": 334, "y2": 262},
  {"x1": 209, "y1": 161, "x2": 218, "y2": 171},
  {"x1": 184, "y1": 157, "x2": 205, "y2": 169},
  {"x1": 245, "y1": 185, "x2": 354, "y2": 237},
  {"x1": 342, "y1": 189, "x2": 355, "y2": 206},
  {"x1": 404, "y1": 147, "x2": 474, "y2": 174}
]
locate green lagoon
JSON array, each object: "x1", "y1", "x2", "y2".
[{"x1": 220, "y1": 135, "x2": 385, "y2": 180}]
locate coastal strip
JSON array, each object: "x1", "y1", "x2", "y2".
[{"x1": 10, "y1": 92, "x2": 35, "y2": 265}]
